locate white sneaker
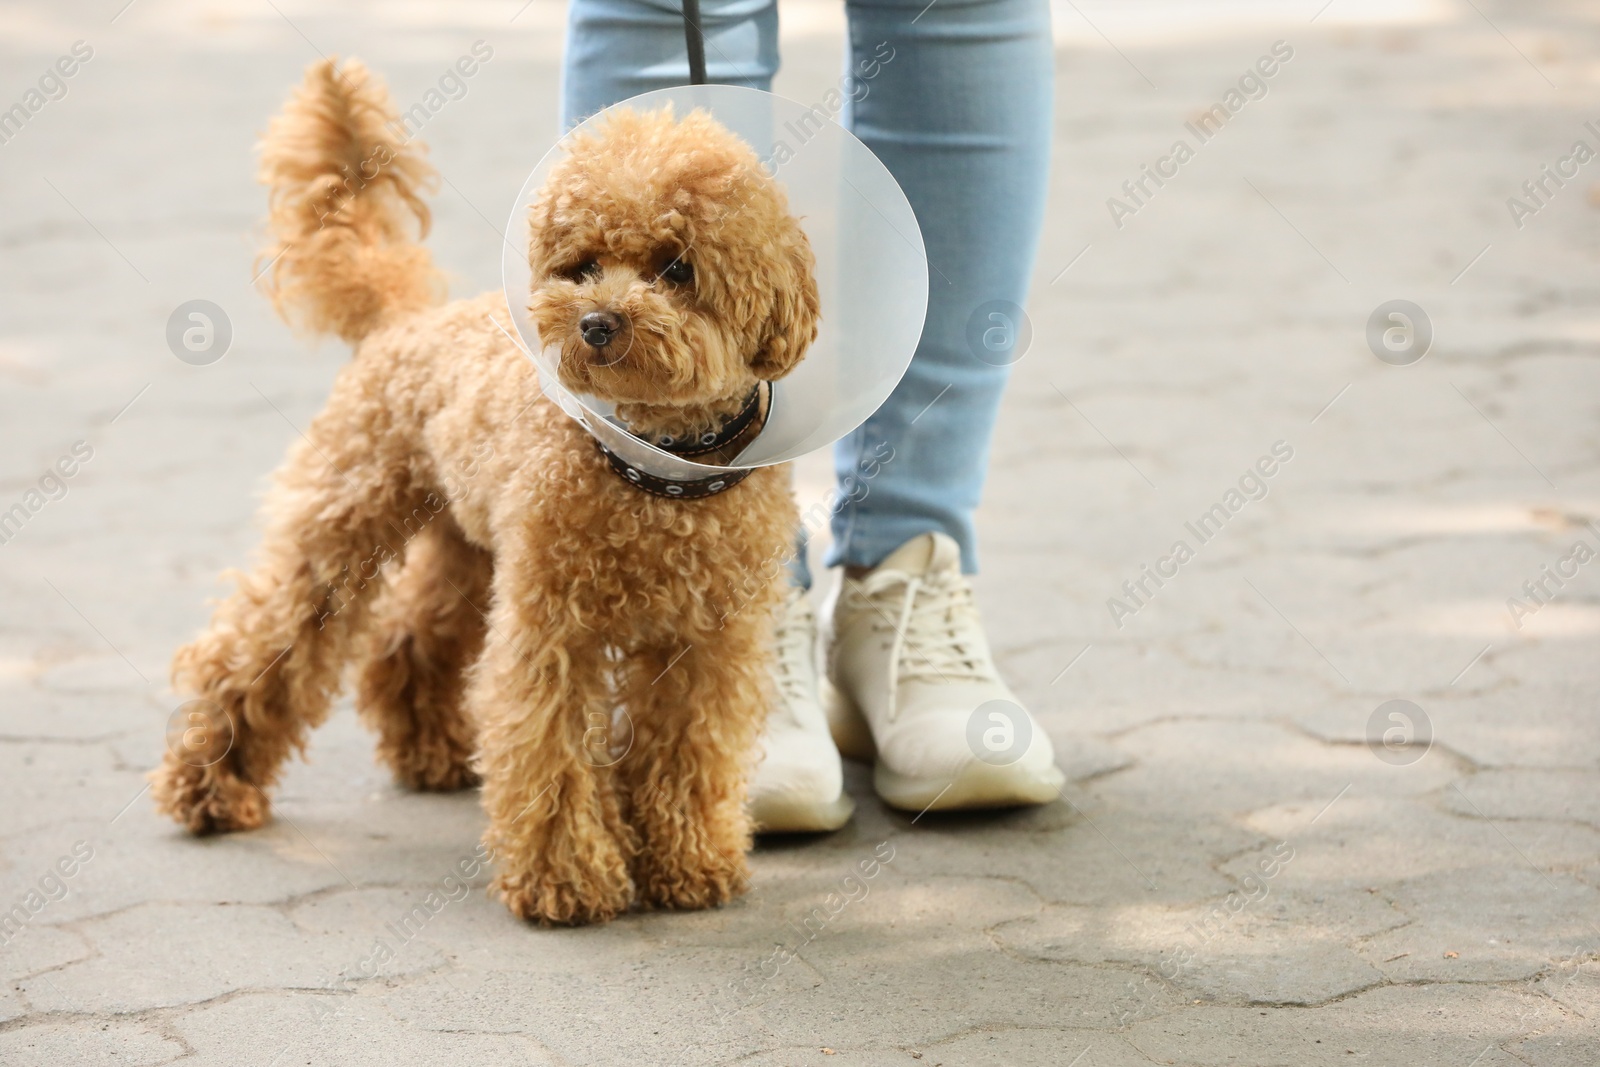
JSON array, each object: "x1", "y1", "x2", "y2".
[
  {"x1": 823, "y1": 532, "x2": 1065, "y2": 813},
  {"x1": 747, "y1": 588, "x2": 855, "y2": 833}
]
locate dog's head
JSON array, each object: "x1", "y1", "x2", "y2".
[{"x1": 525, "y1": 106, "x2": 819, "y2": 425}]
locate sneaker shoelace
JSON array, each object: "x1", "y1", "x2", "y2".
[
  {"x1": 845, "y1": 569, "x2": 996, "y2": 721},
  {"x1": 772, "y1": 593, "x2": 817, "y2": 723}
]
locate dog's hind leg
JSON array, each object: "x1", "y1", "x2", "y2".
[
  {"x1": 622, "y1": 617, "x2": 767, "y2": 912},
  {"x1": 356, "y1": 516, "x2": 490, "y2": 791},
  {"x1": 151, "y1": 391, "x2": 428, "y2": 834}
]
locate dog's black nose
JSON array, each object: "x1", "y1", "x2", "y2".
[{"x1": 580, "y1": 311, "x2": 623, "y2": 347}]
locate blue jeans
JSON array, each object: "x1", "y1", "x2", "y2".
[{"x1": 562, "y1": 0, "x2": 1053, "y2": 585}]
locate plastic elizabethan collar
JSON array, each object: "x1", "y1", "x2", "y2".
[{"x1": 500, "y1": 84, "x2": 928, "y2": 481}]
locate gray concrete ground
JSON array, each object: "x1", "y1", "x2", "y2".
[{"x1": 2, "y1": 0, "x2": 1598, "y2": 1063}]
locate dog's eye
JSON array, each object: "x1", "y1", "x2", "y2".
[
  {"x1": 659, "y1": 257, "x2": 694, "y2": 285},
  {"x1": 561, "y1": 259, "x2": 601, "y2": 282}
]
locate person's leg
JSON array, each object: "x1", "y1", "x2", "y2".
[
  {"x1": 821, "y1": 0, "x2": 1062, "y2": 812},
  {"x1": 789, "y1": 533, "x2": 813, "y2": 590},
  {"x1": 831, "y1": 0, "x2": 1054, "y2": 575},
  {"x1": 561, "y1": 0, "x2": 778, "y2": 128}
]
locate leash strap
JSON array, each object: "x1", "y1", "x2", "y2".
[{"x1": 681, "y1": 0, "x2": 708, "y2": 85}]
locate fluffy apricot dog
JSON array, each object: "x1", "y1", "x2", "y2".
[{"x1": 150, "y1": 58, "x2": 818, "y2": 925}]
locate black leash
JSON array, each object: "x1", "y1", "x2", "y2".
[{"x1": 681, "y1": 0, "x2": 708, "y2": 85}]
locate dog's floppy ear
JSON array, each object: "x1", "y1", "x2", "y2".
[
  {"x1": 524, "y1": 193, "x2": 559, "y2": 280},
  {"x1": 749, "y1": 220, "x2": 820, "y2": 381}
]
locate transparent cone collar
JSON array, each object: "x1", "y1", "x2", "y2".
[{"x1": 501, "y1": 84, "x2": 927, "y2": 482}]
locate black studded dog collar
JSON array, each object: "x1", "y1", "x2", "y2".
[{"x1": 597, "y1": 384, "x2": 767, "y2": 500}]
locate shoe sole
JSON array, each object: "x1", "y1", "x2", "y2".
[
  {"x1": 750, "y1": 791, "x2": 856, "y2": 834},
  {"x1": 828, "y1": 679, "x2": 1066, "y2": 813},
  {"x1": 875, "y1": 759, "x2": 1065, "y2": 813}
]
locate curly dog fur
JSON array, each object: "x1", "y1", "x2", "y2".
[{"x1": 150, "y1": 58, "x2": 818, "y2": 925}]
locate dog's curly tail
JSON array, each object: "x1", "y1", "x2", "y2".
[{"x1": 257, "y1": 57, "x2": 443, "y2": 344}]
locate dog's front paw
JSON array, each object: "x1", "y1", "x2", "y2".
[
  {"x1": 150, "y1": 757, "x2": 268, "y2": 835},
  {"x1": 493, "y1": 867, "x2": 633, "y2": 926},
  {"x1": 637, "y1": 851, "x2": 750, "y2": 912}
]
